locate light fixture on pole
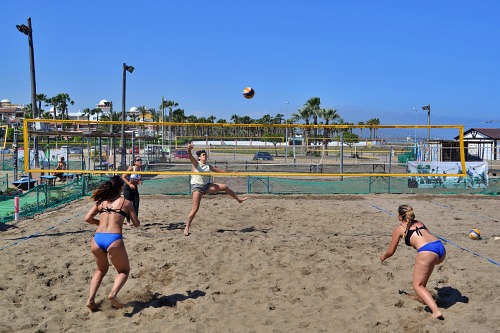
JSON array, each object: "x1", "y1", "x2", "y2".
[
  {"x1": 421, "y1": 104, "x2": 431, "y2": 143},
  {"x1": 17, "y1": 17, "x2": 39, "y2": 169},
  {"x1": 121, "y1": 63, "x2": 134, "y2": 169}
]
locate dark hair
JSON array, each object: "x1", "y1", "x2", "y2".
[
  {"x1": 196, "y1": 150, "x2": 207, "y2": 157},
  {"x1": 60, "y1": 157, "x2": 65, "y2": 161},
  {"x1": 91, "y1": 175, "x2": 124, "y2": 202}
]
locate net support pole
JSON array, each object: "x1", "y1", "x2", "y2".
[{"x1": 340, "y1": 132, "x2": 344, "y2": 181}]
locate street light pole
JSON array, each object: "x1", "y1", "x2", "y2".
[
  {"x1": 121, "y1": 63, "x2": 134, "y2": 169},
  {"x1": 103, "y1": 101, "x2": 115, "y2": 169},
  {"x1": 285, "y1": 101, "x2": 289, "y2": 163},
  {"x1": 412, "y1": 107, "x2": 417, "y2": 156},
  {"x1": 161, "y1": 96, "x2": 165, "y2": 149},
  {"x1": 17, "y1": 17, "x2": 39, "y2": 168},
  {"x1": 422, "y1": 104, "x2": 431, "y2": 143}
]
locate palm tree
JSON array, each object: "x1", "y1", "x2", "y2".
[
  {"x1": 303, "y1": 97, "x2": 321, "y2": 144},
  {"x1": 143, "y1": 107, "x2": 156, "y2": 137},
  {"x1": 366, "y1": 118, "x2": 381, "y2": 140},
  {"x1": 318, "y1": 108, "x2": 340, "y2": 154},
  {"x1": 291, "y1": 106, "x2": 313, "y2": 147},
  {"x1": 160, "y1": 100, "x2": 178, "y2": 145},
  {"x1": 230, "y1": 114, "x2": 240, "y2": 124},
  {"x1": 173, "y1": 108, "x2": 186, "y2": 136},
  {"x1": 161, "y1": 100, "x2": 178, "y2": 122},
  {"x1": 54, "y1": 93, "x2": 74, "y2": 120},
  {"x1": 137, "y1": 106, "x2": 149, "y2": 122},
  {"x1": 81, "y1": 108, "x2": 92, "y2": 121},
  {"x1": 81, "y1": 108, "x2": 93, "y2": 132},
  {"x1": 36, "y1": 93, "x2": 47, "y2": 117},
  {"x1": 45, "y1": 93, "x2": 74, "y2": 125},
  {"x1": 91, "y1": 108, "x2": 103, "y2": 126},
  {"x1": 357, "y1": 121, "x2": 365, "y2": 139},
  {"x1": 45, "y1": 97, "x2": 58, "y2": 120},
  {"x1": 23, "y1": 104, "x2": 33, "y2": 119}
]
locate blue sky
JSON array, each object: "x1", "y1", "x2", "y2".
[{"x1": 2, "y1": 0, "x2": 499, "y2": 127}]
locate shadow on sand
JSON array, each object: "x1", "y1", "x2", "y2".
[
  {"x1": 435, "y1": 286, "x2": 469, "y2": 309},
  {"x1": 125, "y1": 290, "x2": 206, "y2": 317}
]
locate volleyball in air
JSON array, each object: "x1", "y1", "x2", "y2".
[
  {"x1": 469, "y1": 229, "x2": 481, "y2": 240},
  {"x1": 243, "y1": 87, "x2": 255, "y2": 99}
]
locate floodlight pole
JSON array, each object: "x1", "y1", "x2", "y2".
[
  {"x1": 121, "y1": 63, "x2": 134, "y2": 169},
  {"x1": 161, "y1": 96, "x2": 165, "y2": 149},
  {"x1": 422, "y1": 104, "x2": 431, "y2": 143},
  {"x1": 104, "y1": 101, "x2": 115, "y2": 169},
  {"x1": 413, "y1": 107, "x2": 418, "y2": 157},
  {"x1": 17, "y1": 17, "x2": 39, "y2": 168},
  {"x1": 284, "y1": 101, "x2": 289, "y2": 163}
]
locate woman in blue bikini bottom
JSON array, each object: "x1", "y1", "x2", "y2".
[
  {"x1": 93, "y1": 233, "x2": 124, "y2": 252},
  {"x1": 418, "y1": 240, "x2": 445, "y2": 258},
  {"x1": 84, "y1": 176, "x2": 140, "y2": 312}
]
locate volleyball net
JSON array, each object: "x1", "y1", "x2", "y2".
[{"x1": 19, "y1": 119, "x2": 472, "y2": 179}]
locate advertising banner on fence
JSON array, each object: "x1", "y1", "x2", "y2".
[{"x1": 407, "y1": 161, "x2": 488, "y2": 189}]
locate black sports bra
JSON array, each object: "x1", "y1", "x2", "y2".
[
  {"x1": 404, "y1": 224, "x2": 428, "y2": 246},
  {"x1": 98, "y1": 198, "x2": 128, "y2": 219}
]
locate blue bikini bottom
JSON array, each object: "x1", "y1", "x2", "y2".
[
  {"x1": 417, "y1": 240, "x2": 445, "y2": 258},
  {"x1": 94, "y1": 233, "x2": 123, "y2": 252}
]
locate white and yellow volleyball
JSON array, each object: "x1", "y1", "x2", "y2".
[{"x1": 469, "y1": 229, "x2": 481, "y2": 240}]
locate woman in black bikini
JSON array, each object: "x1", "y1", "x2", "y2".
[
  {"x1": 380, "y1": 204, "x2": 446, "y2": 319},
  {"x1": 122, "y1": 157, "x2": 143, "y2": 224},
  {"x1": 84, "y1": 176, "x2": 140, "y2": 311}
]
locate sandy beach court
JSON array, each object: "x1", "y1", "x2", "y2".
[{"x1": 0, "y1": 193, "x2": 499, "y2": 333}]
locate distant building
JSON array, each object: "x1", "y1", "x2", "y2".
[
  {"x1": 0, "y1": 99, "x2": 24, "y2": 123},
  {"x1": 455, "y1": 128, "x2": 500, "y2": 161}
]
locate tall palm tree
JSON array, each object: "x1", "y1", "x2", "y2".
[
  {"x1": 54, "y1": 93, "x2": 74, "y2": 120},
  {"x1": 81, "y1": 108, "x2": 92, "y2": 121},
  {"x1": 145, "y1": 107, "x2": 157, "y2": 136},
  {"x1": 46, "y1": 93, "x2": 74, "y2": 122},
  {"x1": 291, "y1": 106, "x2": 313, "y2": 146},
  {"x1": 318, "y1": 108, "x2": 340, "y2": 154},
  {"x1": 303, "y1": 97, "x2": 321, "y2": 144},
  {"x1": 81, "y1": 108, "x2": 93, "y2": 131},
  {"x1": 45, "y1": 97, "x2": 58, "y2": 120},
  {"x1": 23, "y1": 104, "x2": 33, "y2": 119},
  {"x1": 230, "y1": 114, "x2": 241, "y2": 137},
  {"x1": 91, "y1": 108, "x2": 103, "y2": 123},
  {"x1": 173, "y1": 108, "x2": 186, "y2": 136},
  {"x1": 137, "y1": 105, "x2": 149, "y2": 122},
  {"x1": 36, "y1": 93, "x2": 47, "y2": 117},
  {"x1": 357, "y1": 121, "x2": 365, "y2": 139},
  {"x1": 160, "y1": 100, "x2": 178, "y2": 144},
  {"x1": 161, "y1": 100, "x2": 178, "y2": 122},
  {"x1": 366, "y1": 118, "x2": 381, "y2": 140}
]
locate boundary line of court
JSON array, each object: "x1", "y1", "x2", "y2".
[{"x1": 0, "y1": 212, "x2": 85, "y2": 252}]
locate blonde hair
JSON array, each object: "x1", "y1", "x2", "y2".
[{"x1": 399, "y1": 204, "x2": 416, "y2": 233}]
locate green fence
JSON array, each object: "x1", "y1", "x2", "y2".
[{"x1": 0, "y1": 175, "x2": 498, "y2": 224}]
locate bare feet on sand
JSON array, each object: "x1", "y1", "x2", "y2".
[
  {"x1": 86, "y1": 300, "x2": 98, "y2": 312},
  {"x1": 238, "y1": 197, "x2": 249, "y2": 203},
  {"x1": 108, "y1": 295, "x2": 124, "y2": 309},
  {"x1": 432, "y1": 312, "x2": 444, "y2": 320}
]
